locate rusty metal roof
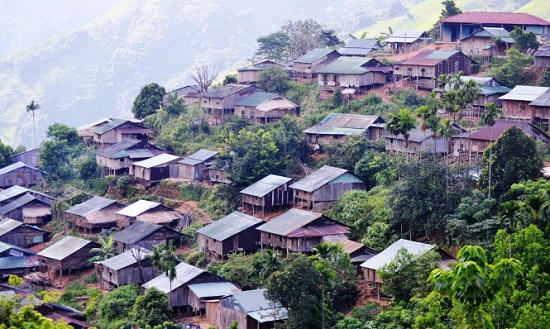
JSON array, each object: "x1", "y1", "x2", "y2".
[
  {"x1": 441, "y1": 12, "x2": 550, "y2": 25},
  {"x1": 360, "y1": 239, "x2": 434, "y2": 270},
  {"x1": 37, "y1": 236, "x2": 94, "y2": 261},
  {"x1": 98, "y1": 247, "x2": 151, "y2": 271},
  {"x1": 197, "y1": 211, "x2": 263, "y2": 241},
  {"x1": 66, "y1": 196, "x2": 118, "y2": 217},
  {"x1": 290, "y1": 165, "x2": 349, "y2": 193},
  {"x1": 240, "y1": 175, "x2": 292, "y2": 198},
  {"x1": 256, "y1": 209, "x2": 322, "y2": 236},
  {"x1": 143, "y1": 262, "x2": 204, "y2": 293},
  {"x1": 468, "y1": 120, "x2": 547, "y2": 141}
]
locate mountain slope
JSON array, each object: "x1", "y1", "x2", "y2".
[{"x1": 516, "y1": 0, "x2": 550, "y2": 20}]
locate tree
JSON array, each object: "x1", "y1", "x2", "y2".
[
  {"x1": 26, "y1": 100, "x2": 40, "y2": 148},
  {"x1": 191, "y1": 65, "x2": 221, "y2": 93},
  {"x1": 147, "y1": 241, "x2": 178, "y2": 294},
  {"x1": 132, "y1": 83, "x2": 166, "y2": 119},
  {"x1": 133, "y1": 288, "x2": 172, "y2": 328},
  {"x1": 440, "y1": 0, "x2": 462, "y2": 19},
  {"x1": 98, "y1": 285, "x2": 139, "y2": 329},
  {"x1": 164, "y1": 91, "x2": 185, "y2": 116},
  {"x1": 509, "y1": 26, "x2": 540, "y2": 53},
  {"x1": 479, "y1": 126, "x2": 543, "y2": 200},
  {"x1": 0, "y1": 139, "x2": 14, "y2": 168},
  {"x1": 40, "y1": 123, "x2": 83, "y2": 182},
  {"x1": 0, "y1": 298, "x2": 73, "y2": 329},
  {"x1": 256, "y1": 31, "x2": 290, "y2": 62},
  {"x1": 487, "y1": 48, "x2": 533, "y2": 87},
  {"x1": 498, "y1": 200, "x2": 523, "y2": 257},
  {"x1": 478, "y1": 102, "x2": 503, "y2": 198},
  {"x1": 394, "y1": 108, "x2": 417, "y2": 151},
  {"x1": 88, "y1": 236, "x2": 115, "y2": 264},
  {"x1": 222, "y1": 74, "x2": 237, "y2": 85},
  {"x1": 257, "y1": 66, "x2": 289, "y2": 94}
]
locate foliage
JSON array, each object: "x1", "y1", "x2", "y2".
[
  {"x1": 8, "y1": 275, "x2": 23, "y2": 287},
  {"x1": 199, "y1": 184, "x2": 240, "y2": 220},
  {"x1": 257, "y1": 66, "x2": 289, "y2": 94},
  {"x1": 487, "y1": 48, "x2": 534, "y2": 88},
  {"x1": 75, "y1": 152, "x2": 100, "y2": 181},
  {"x1": 40, "y1": 123, "x2": 84, "y2": 182},
  {"x1": 411, "y1": 291, "x2": 454, "y2": 329},
  {"x1": 58, "y1": 282, "x2": 102, "y2": 320},
  {"x1": 540, "y1": 71, "x2": 550, "y2": 87},
  {"x1": 217, "y1": 252, "x2": 263, "y2": 289},
  {"x1": 322, "y1": 136, "x2": 382, "y2": 174},
  {"x1": 255, "y1": 31, "x2": 290, "y2": 62},
  {"x1": 378, "y1": 248, "x2": 441, "y2": 301},
  {"x1": 164, "y1": 91, "x2": 185, "y2": 116},
  {"x1": 98, "y1": 285, "x2": 140, "y2": 329},
  {"x1": 351, "y1": 302, "x2": 379, "y2": 323},
  {"x1": 337, "y1": 317, "x2": 367, "y2": 329},
  {"x1": 440, "y1": 0, "x2": 462, "y2": 19},
  {"x1": 222, "y1": 74, "x2": 237, "y2": 85},
  {"x1": 132, "y1": 83, "x2": 166, "y2": 119},
  {"x1": 354, "y1": 149, "x2": 390, "y2": 190},
  {"x1": 0, "y1": 298, "x2": 73, "y2": 329},
  {"x1": 133, "y1": 288, "x2": 172, "y2": 328},
  {"x1": 509, "y1": 26, "x2": 540, "y2": 53},
  {"x1": 147, "y1": 241, "x2": 179, "y2": 293},
  {"x1": 88, "y1": 235, "x2": 115, "y2": 264},
  {"x1": 0, "y1": 139, "x2": 14, "y2": 168}
]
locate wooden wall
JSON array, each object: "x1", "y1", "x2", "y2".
[
  {"x1": 502, "y1": 99, "x2": 536, "y2": 120},
  {"x1": 0, "y1": 167, "x2": 42, "y2": 188},
  {"x1": 100, "y1": 262, "x2": 157, "y2": 289},
  {"x1": 0, "y1": 225, "x2": 48, "y2": 248}
]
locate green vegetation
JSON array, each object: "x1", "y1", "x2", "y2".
[{"x1": 132, "y1": 83, "x2": 166, "y2": 119}]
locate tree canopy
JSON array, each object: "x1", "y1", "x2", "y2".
[{"x1": 132, "y1": 83, "x2": 166, "y2": 119}]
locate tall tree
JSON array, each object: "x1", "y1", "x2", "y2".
[
  {"x1": 498, "y1": 200, "x2": 523, "y2": 257},
  {"x1": 478, "y1": 102, "x2": 503, "y2": 198},
  {"x1": 440, "y1": 0, "x2": 462, "y2": 19},
  {"x1": 256, "y1": 31, "x2": 291, "y2": 62},
  {"x1": 191, "y1": 65, "x2": 221, "y2": 93},
  {"x1": 26, "y1": 100, "x2": 40, "y2": 148},
  {"x1": 509, "y1": 26, "x2": 540, "y2": 53},
  {"x1": 147, "y1": 241, "x2": 178, "y2": 294},
  {"x1": 257, "y1": 66, "x2": 289, "y2": 94},
  {"x1": 132, "y1": 83, "x2": 166, "y2": 119}
]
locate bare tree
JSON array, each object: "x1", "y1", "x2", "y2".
[{"x1": 191, "y1": 65, "x2": 221, "y2": 93}]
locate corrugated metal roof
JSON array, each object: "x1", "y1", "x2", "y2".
[
  {"x1": 360, "y1": 239, "x2": 434, "y2": 270},
  {"x1": 94, "y1": 118, "x2": 129, "y2": 135},
  {"x1": 288, "y1": 224, "x2": 350, "y2": 238},
  {"x1": 0, "y1": 162, "x2": 40, "y2": 176},
  {"x1": 142, "y1": 262, "x2": 204, "y2": 293},
  {"x1": 338, "y1": 47, "x2": 375, "y2": 56},
  {"x1": 0, "y1": 185, "x2": 29, "y2": 203},
  {"x1": 468, "y1": 120, "x2": 542, "y2": 141},
  {"x1": 345, "y1": 39, "x2": 382, "y2": 49},
  {"x1": 197, "y1": 211, "x2": 262, "y2": 241},
  {"x1": 96, "y1": 138, "x2": 142, "y2": 158},
  {"x1": 290, "y1": 165, "x2": 348, "y2": 193},
  {"x1": 188, "y1": 282, "x2": 240, "y2": 298},
  {"x1": 499, "y1": 85, "x2": 549, "y2": 102},
  {"x1": 256, "y1": 97, "x2": 298, "y2": 112},
  {"x1": 441, "y1": 12, "x2": 550, "y2": 25},
  {"x1": 386, "y1": 30, "x2": 426, "y2": 43},
  {"x1": 117, "y1": 200, "x2": 161, "y2": 217},
  {"x1": 240, "y1": 175, "x2": 292, "y2": 197},
  {"x1": 126, "y1": 149, "x2": 154, "y2": 159},
  {"x1": 66, "y1": 196, "x2": 117, "y2": 217},
  {"x1": 315, "y1": 57, "x2": 376, "y2": 75},
  {"x1": 77, "y1": 118, "x2": 112, "y2": 132},
  {"x1": 132, "y1": 154, "x2": 180, "y2": 169},
  {"x1": 0, "y1": 255, "x2": 39, "y2": 270},
  {"x1": 0, "y1": 241, "x2": 36, "y2": 255},
  {"x1": 396, "y1": 50, "x2": 465, "y2": 66},
  {"x1": 178, "y1": 149, "x2": 218, "y2": 165},
  {"x1": 0, "y1": 218, "x2": 23, "y2": 236},
  {"x1": 463, "y1": 27, "x2": 515, "y2": 43},
  {"x1": 0, "y1": 194, "x2": 50, "y2": 215},
  {"x1": 236, "y1": 60, "x2": 281, "y2": 72},
  {"x1": 530, "y1": 89, "x2": 550, "y2": 107},
  {"x1": 256, "y1": 209, "x2": 321, "y2": 235},
  {"x1": 202, "y1": 84, "x2": 253, "y2": 99},
  {"x1": 337, "y1": 238, "x2": 365, "y2": 255},
  {"x1": 98, "y1": 247, "x2": 151, "y2": 271},
  {"x1": 479, "y1": 86, "x2": 511, "y2": 96},
  {"x1": 113, "y1": 221, "x2": 163, "y2": 244},
  {"x1": 293, "y1": 48, "x2": 337, "y2": 64},
  {"x1": 235, "y1": 92, "x2": 278, "y2": 107},
  {"x1": 227, "y1": 288, "x2": 281, "y2": 312},
  {"x1": 534, "y1": 47, "x2": 550, "y2": 57},
  {"x1": 38, "y1": 236, "x2": 93, "y2": 261},
  {"x1": 304, "y1": 113, "x2": 384, "y2": 136}
]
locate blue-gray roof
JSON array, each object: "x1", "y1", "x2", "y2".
[
  {"x1": 113, "y1": 221, "x2": 164, "y2": 245},
  {"x1": 293, "y1": 48, "x2": 337, "y2": 64},
  {"x1": 0, "y1": 241, "x2": 36, "y2": 255},
  {"x1": 143, "y1": 262, "x2": 204, "y2": 293},
  {"x1": 0, "y1": 185, "x2": 29, "y2": 203},
  {"x1": 94, "y1": 118, "x2": 129, "y2": 135},
  {"x1": 132, "y1": 154, "x2": 180, "y2": 169},
  {"x1": 96, "y1": 138, "x2": 142, "y2": 158},
  {"x1": 178, "y1": 149, "x2": 217, "y2": 166},
  {"x1": 197, "y1": 211, "x2": 263, "y2": 241},
  {"x1": 37, "y1": 236, "x2": 94, "y2": 261},
  {"x1": 256, "y1": 209, "x2": 321, "y2": 235},
  {"x1": 360, "y1": 239, "x2": 434, "y2": 270},
  {"x1": 0, "y1": 162, "x2": 40, "y2": 176},
  {"x1": 222, "y1": 288, "x2": 288, "y2": 322},
  {"x1": 0, "y1": 194, "x2": 51, "y2": 215},
  {"x1": 202, "y1": 84, "x2": 253, "y2": 99},
  {"x1": 315, "y1": 57, "x2": 376, "y2": 75},
  {"x1": 188, "y1": 282, "x2": 240, "y2": 298},
  {"x1": 290, "y1": 165, "x2": 353, "y2": 193},
  {"x1": 464, "y1": 27, "x2": 515, "y2": 43},
  {"x1": 386, "y1": 30, "x2": 426, "y2": 43},
  {"x1": 98, "y1": 247, "x2": 151, "y2": 271},
  {"x1": 240, "y1": 175, "x2": 292, "y2": 197},
  {"x1": 0, "y1": 255, "x2": 39, "y2": 270},
  {"x1": 304, "y1": 113, "x2": 384, "y2": 136},
  {"x1": 235, "y1": 92, "x2": 278, "y2": 107},
  {"x1": 66, "y1": 196, "x2": 118, "y2": 217}
]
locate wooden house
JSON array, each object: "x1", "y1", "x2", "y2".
[
  {"x1": 499, "y1": 85, "x2": 550, "y2": 121},
  {"x1": 0, "y1": 218, "x2": 50, "y2": 248},
  {"x1": 440, "y1": 12, "x2": 550, "y2": 42},
  {"x1": 315, "y1": 56, "x2": 391, "y2": 92},
  {"x1": 201, "y1": 84, "x2": 259, "y2": 125},
  {"x1": 197, "y1": 211, "x2": 263, "y2": 260},
  {"x1": 237, "y1": 60, "x2": 284, "y2": 84},
  {"x1": 529, "y1": 88, "x2": 550, "y2": 125},
  {"x1": 93, "y1": 118, "x2": 154, "y2": 147},
  {"x1": 338, "y1": 39, "x2": 382, "y2": 57},
  {"x1": 34, "y1": 303, "x2": 92, "y2": 329},
  {"x1": 65, "y1": 196, "x2": 126, "y2": 233},
  {"x1": 0, "y1": 185, "x2": 55, "y2": 207},
  {"x1": 337, "y1": 238, "x2": 379, "y2": 271},
  {"x1": 163, "y1": 85, "x2": 201, "y2": 106},
  {"x1": 452, "y1": 120, "x2": 550, "y2": 157},
  {"x1": 240, "y1": 174, "x2": 293, "y2": 218},
  {"x1": 304, "y1": 113, "x2": 385, "y2": 146},
  {"x1": 394, "y1": 50, "x2": 473, "y2": 80},
  {"x1": 385, "y1": 124, "x2": 465, "y2": 155},
  {"x1": 142, "y1": 262, "x2": 240, "y2": 311},
  {"x1": 534, "y1": 47, "x2": 550, "y2": 70},
  {"x1": 113, "y1": 220, "x2": 183, "y2": 254},
  {"x1": 386, "y1": 30, "x2": 430, "y2": 54},
  {"x1": 130, "y1": 153, "x2": 181, "y2": 186},
  {"x1": 96, "y1": 247, "x2": 156, "y2": 290},
  {"x1": 0, "y1": 194, "x2": 52, "y2": 226},
  {"x1": 204, "y1": 161, "x2": 231, "y2": 184},
  {"x1": 37, "y1": 236, "x2": 99, "y2": 283},
  {"x1": 95, "y1": 138, "x2": 167, "y2": 175},
  {"x1": 116, "y1": 200, "x2": 184, "y2": 229},
  {"x1": 0, "y1": 241, "x2": 38, "y2": 278},
  {"x1": 0, "y1": 162, "x2": 43, "y2": 188},
  {"x1": 214, "y1": 289, "x2": 288, "y2": 329},
  {"x1": 256, "y1": 209, "x2": 350, "y2": 254},
  {"x1": 11, "y1": 148, "x2": 40, "y2": 168},
  {"x1": 459, "y1": 27, "x2": 514, "y2": 57},
  {"x1": 178, "y1": 149, "x2": 218, "y2": 181},
  {"x1": 234, "y1": 92, "x2": 298, "y2": 123},
  {"x1": 290, "y1": 165, "x2": 365, "y2": 211},
  {"x1": 77, "y1": 118, "x2": 112, "y2": 143},
  {"x1": 291, "y1": 48, "x2": 340, "y2": 83}
]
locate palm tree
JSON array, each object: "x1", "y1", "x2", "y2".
[
  {"x1": 148, "y1": 241, "x2": 178, "y2": 294},
  {"x1": 385, "y1": 114, "x2": 400, "y2": 153},
  {"x1": 26, "y1": 100, "x2": 40, "y2": 148},
  {"x1": 439, "y1": 119, "x2": 455, "y2": 190},
  {"x1": 258, "y1": 249, "x2": 281, "y2": 282},
  {"x1": 499, "y1": 200, "x2": 524, "y2": 257},
  {"x1": 395, "y1": 109, "x2": 417, "y2": 157},
  {"x1": 311, "y1": 242, "x2": 338, "y2": 329},
  {"x1": 459, "y1": 80, "x2": 481, "y2": 166},
  {"x1": 88, "y1": 236, "x2": 115, "y2": 264},
  {"x1": 479, "y1": 102, "x2": 503, "y2": 198}
]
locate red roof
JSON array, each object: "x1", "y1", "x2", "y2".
[
  {"x1": 442, "y1": 12, "x2": 550, "y2": 26},
  {"x1": 396, "y1": 50, "x2": 464, "y2": 66},
  {"x1": 469, "y1": 120, "x2": 532, "y2": 141}
]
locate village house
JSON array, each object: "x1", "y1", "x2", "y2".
[
  {"x1": 291, "y1": 48, "x2": 340, "y2": 83},
  {"x1": 534, "y1": 46, "x2": 550, "y2": 70},
  {"x1": 34, "y1": 303, "x2": 92, "y2": 329},
  {"x1": 499, "y1": 85, "x2": 550, "y2": 121},
  {"x1": 337, "y1": 238, "x2": 379, "y2": 271},
  {"x1": 116, "y1": 200, "x2": 184, "y2": 229},
  {"x1": 452, "y1": 120, "x2": 550, "y2": 157},
  {"x1": 77, "y1": 118, "x2": 112, "y2": 144},
  {"x1": 240, "y1": 174, "x2": 293, "y2": 218},
  {"x1": 142, "y1": 261, "x2": 240, "y2": 311},
  {"x1": 95, "y1": 247, "x2": 156, "y2": 290},
  {"x1": 315, "y1": 56, "x2": 391, "y2": 92},
  {"x1": 440, "y1": 12, "x2": 550, "y2": 42},
  {"x1": 304, "y1": 113, "x2": 385, "y2": 146},
  {"x1": 163, "y1": 85, "x2": 202, "y2": 106},
  {"x1": 385, "y1": 124, "x2": 465, "y2": 155},
  {"x1": 0, "y1": 241, "x2": 38, "y2": 278},
  {"x1": 257, "y1": 209, "x2": 350, "y2": 254},
  {"x1": 459, "y1": 27, "x2": 515, "y2": 57},
  {"x1": 0, "y1": 185, "x2": 55, "y2": 207},
  {"x1": 234, "y1": 92, "x2": 299, "y2": 123},
  {"x1": 178, "y1": 149, "x2": 218, "y2": 181},
  {"x1": 197, "y1": 211, "x2": 263, "y2": 260},
  {"x1": 0, "y1": 162, "x2": 43, "y2": 188},
  {"x1": 385, "y1": 30, "x2": 431, "y2": 54},
  {"x1": 130, "y1": 153, "x2": 181, "y2": 186},
  {"x1": 338, "y1": 39, "x2": 383, "y2": 57},
  {"x1": 93, "y1": 118, "x2": 154, "y2": 147},
  {"x1": 211, "y1": 289, "x2": 288, "y2": 329},
  {"x1": 0, "y1": 218, "x2": 50, "y2": 248},
  {"x1": 37, "y1": 236, "x2": 99, "y2": 284},
  {"x1": 95, "y1": 138, "x2": 167, "y2": 175},
  {"x1": 11, "y1": 148, "x2": 40, "y2": 168},
  {"x1": 529, "y1": 88, "x2": 550, "y2": 125},
  {"x1": 0, "y1": 194, "x2": 53, "y2": 226},
  {"x1": 201, "y1": 84, "x2": 260, "y2": 125},
  {"x1": 394, "y1": 50, "x2": 473, "y2": 82},
  {"x1": 203, "y1": 160, "x2": 231, "y2": 184},
  {"x1": 236, "y1": 60, "x2": 284, "y2": 84},
  {"x1": 113, "y1": 220, "x2": 184, "y2": 254},
  {"x1": 290, "y1": 165, "x2": 366, "y2": 211},
  {"x1": 65, "y1": 196, "x2": 126, "y2": 233}
]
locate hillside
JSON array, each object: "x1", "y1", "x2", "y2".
[{"x1": 516, "y1": 0, "x2": 550, "y2": 20}]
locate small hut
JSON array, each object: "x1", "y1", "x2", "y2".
[
  {"x1": 0, "y1": 162, "x2": 43, "y2": 188},
  {"x1": 178, "y1": 149, "x2": 218, "y2": 181},
  {"x1": 116, "y1": 200, "x2": 184, "y2": 229},
  {"x1": 130, "y1": 153, "x2": 181, "y2": 186},
  {"x1": 96, "y1": 247, "x2": 156, "y2": 289},
  {"x1": 240, "y1": 175, "x2": 293, "y2": 218},
  {"x1": 0, "y1": 241, "x2": 38, "y2": 277},
  {"x1": 0, "y1": 218, "x2": 50, "y2": 248},
  {"x1": 113, "y1": 221, "x2": 184, "y2": 254},
  {"x1": 65, "y1": 196, "x2": 126, "y2": 233},
  {"x1": 0, "y1": 194, "x2": 52, "y2": 226}
]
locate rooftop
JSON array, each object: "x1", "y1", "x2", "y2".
[
  {"x1": 304, "y1": 113, "x2": 384, "y2": 136},
  {"x1": 222, "y1": 288, "x2": 288, "y2": 322},
  {"x1": 178, "y1": 149, "x2": 218, "y2": 166},
  {"x1": 240, "y1": 174, "x2": 292, "y2": 197},
  {"x1": 0, "y1": 241, "x2": 36, "y2": 255},
  {"x1": 202, "y1": 84, "x2": 253, "y2": 99},
  {"x1": 0, "y1": 185, "x2": 30, "y2": 204},
  {"x1": 112, "y1": 221, "x2": 165, "y2": 245},
  {"x1": 462, "y1": 27, "x2": 515, "y2": 43},
  {"x1": 441, "y1": 11, "x2": 550, "y2": 26},
  {"x1": 360, "y1": 239, "x2": 434, "y2": 270},
  {"x1": 468, "y1": 120, "x2": 548, "y2": 141},
  {"x1": 256, "y1": 209, "x2": 321, "y2": 236},
  {"x1": 534, "y1": 46, "x2": 550, "y2": 57},
  {"x1": 197, "y1": 211, "x2": 263, "y2": 241},
  {"x1": 0, "y1": 194, "x2": 51, "y2": 216},
  {"x1": 98, "y1": 247, "x2": 151, "y2": 271},
  {"x1": 0, "y1": 162, "x2": 40, "y2": 176},
  {"x1": 0, "y1": 218, "x2": 24, "y2": 236},
  {"x1": 37, "y1": 236, "x2": 93, "y2": 261},
  {"x1": 236, "y1": 60, "x2": 281, "y2": 72},
  {"x1": 117, "y1": 200, "x2": 161, "y2": 217},
  {"x1": 386, "y1": 30, "x2": 427, "y2": 43},
  {"x1": 235, "y1": 92, "x2": 278, "y2": 107},
  {"x1": 499, "y1": 85, "x2": 549, "y2": 102},
  {"x1": 132, "y1": 153, "x2": 180, "y2": 169},
  {"x1": 95, "y1": 138, "x2": 143, "y2": 158},
  {"x1": 315, "y1": 57, "x2": 377, "y2": 75},
  {"x1": 187, "y1": 282, "x2": 240, "y2": 299},
  {"x1": 397, "y1": 50, "x2": 467, "y2": 66},
  {"x1": 293, "y1": 48, "x2": 338, "y2": 64},
  {"x1": 66, "y1": 196, "x2": 118, "y2": 217},
  {"x1": 530, "y1": 89, "x2": 550, "y2": 107},
  {"x1": 94, "y1": 118, "x2": 129, "y2": 135},
  {"x1": 142, "y1": 262, "x2": 204, "y2": 293},
  {"x1": 290, "y1": 165, "x2": 349, "y2": 193}
]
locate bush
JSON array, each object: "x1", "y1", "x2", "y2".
[
  {"x1": 184, "y1": 250, "x2": 208, "y2": 267},
  {"x1": 84, "y1": 273, "x2": 97, "y2": 283},
  {"x1": 179, "y1": 184, "x2": 209, "y2": 201}
]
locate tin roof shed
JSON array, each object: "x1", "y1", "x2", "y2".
[
  {"x1": 98, "y1": 247, "x2": 151, "y2": 271},
  {"x1": 197, "y1": 211, "x2": 263, "y2": 241},
  {"x1": 132, "y1": 154, "x2": 181, "y2": 169},
  {"x1": 66, "y1": 196, "x2": 118, "y2": 217},
  {"x1": 117, "y1": 200, "x2": 161, "y2": 217},
  {"x1": 256, "y1": 209, "x2": 321, "y2": 236},
  {"x1": 290, "y1": 166, "x2": 352, "y2": 193},
  {"x1": 240, "y1": 175, "x2": 292, "y2": 198},
  {"x1": 37, "y1": 236, "x2": 93, "y2": 261},
  {"x1": 142, "y1": 262, "x2": 204, "y2": 293}
]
